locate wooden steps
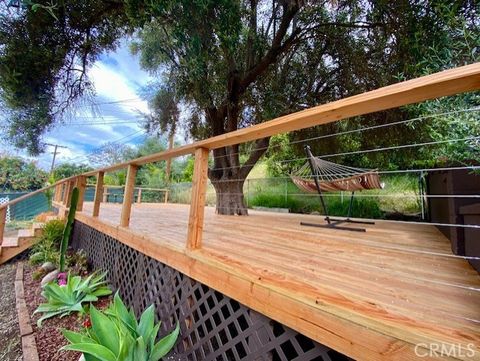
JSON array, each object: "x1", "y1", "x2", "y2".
[{"x1": 0, "y1": 217, "x2": 58, "y2": 264}]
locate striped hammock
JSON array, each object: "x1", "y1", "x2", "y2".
[{"x1": 291, "y1": 158, "x2": 384, "y2": 193}]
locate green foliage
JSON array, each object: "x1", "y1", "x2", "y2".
[
  {"x1": 180, "y1": 157, "x2": 194, "y2": 183},
  {"x1": 245, "y1": 174, "x2": 420, "y2": 218},
  {"x1": 0, "y1": 0, "x2": 130, "y2": 155},
  {"x1": 104, "y1": 172, "x2": 126, "y2": 186},
  {"x1": 34, "y1": 272, "x2": 112, "y2": 327},
  {"x1": 402, "y1": 16, "x2": 480, "y2": 166},
  {"x1": 53, "y1": 163, "x2": 93, "y2": 182},
  {"x1": 0, "y1": 156, "x2": 47, "y2": 191},
  {"x1": 60, "y1": 187, "x2": 78, "y2": 272},
  {"x1": 65, "y1": 249, "x2": 89, "y2": 276},
  {"x1": 62, "y1": 292, "x2": 179, "y2": 361},
  {"x1": 249, "y1": 193, "x2": 383, "y2": 219},
  {"x1": 42, "y1": 219, "x2": 65, "y2": 246},
  {"x1": 264, "y1": 134, "x2": 302, "y2": 177},
  {"x1": 29, "y1": 219, "x2": 65, "y2": 266}
]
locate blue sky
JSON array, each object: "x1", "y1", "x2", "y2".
[{"x1": 2, "y1": 39, "x2": 155, "y2": 170}]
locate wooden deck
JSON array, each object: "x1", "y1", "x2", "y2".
[{"x1": 76, "y1": 202, "x2": 480, "y2": 361}]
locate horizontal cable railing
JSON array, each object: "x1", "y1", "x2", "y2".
[{"x1": 4, "y1": 63, "x2": 480, "y2": 259}]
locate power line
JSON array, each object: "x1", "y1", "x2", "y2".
[{"x1": 61, "y1": 129, "x2": 146, "y2": 164}]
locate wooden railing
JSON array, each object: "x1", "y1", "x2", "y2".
[
  {"x1": 92, "y1": 185, "x2": 169, "y2": 204},
  {"x1": 1, "y1": 63, "x2": 480, "y2": 249}
]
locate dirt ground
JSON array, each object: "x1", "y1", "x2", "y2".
[{"x1": 0, "y1": 262, "x2": 22, "y2": 361}]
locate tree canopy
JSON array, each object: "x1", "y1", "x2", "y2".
[
  {"x1": 52, "y1": 162, "x2": 93, "y2": 181},
  {"x1": 0, "y1": 155, "x2": 47, "y2": 191}
]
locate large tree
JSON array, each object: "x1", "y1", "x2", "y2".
[{"x1": 0, "y1": 0, "x2": 477, "y2": 214}]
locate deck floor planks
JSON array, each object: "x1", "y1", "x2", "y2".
[{"x1": 79, "y1": 202, "x2": 480, "y2": 360}]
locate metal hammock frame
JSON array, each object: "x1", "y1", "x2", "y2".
[{"x1": 291, "y1": 145, "x2": 383, "y2": 232}]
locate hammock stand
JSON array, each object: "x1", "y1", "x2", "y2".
[{"x1": 291, "y1": 145, "x2": 383, "y2": 232}]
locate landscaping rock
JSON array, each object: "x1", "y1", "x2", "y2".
[
  {"x1": 40, "y1": 270, "x2": 59, "y2": 287},
  {"x1": 41, "y1": 262, "x2": 56, "y2": 273}
]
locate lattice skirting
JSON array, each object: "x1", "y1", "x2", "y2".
[{"x1": 71, "y1": 221, "x2": 350, "y2": 361}]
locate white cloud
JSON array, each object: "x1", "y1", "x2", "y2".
[
  {"x1": 89, "y1": 62, "x2": 149, "y2": 115},
  {"x1": 2, "y1": 40, "x2": 154, "y2": 171}
]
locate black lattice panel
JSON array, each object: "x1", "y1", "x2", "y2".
[{"x1": 71, "y1": 221, "x2": 349, "y2": 361}]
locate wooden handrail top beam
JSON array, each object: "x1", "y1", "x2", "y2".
[{"x1": 80, "y1": 63, "x2": 480, "y2": 177}]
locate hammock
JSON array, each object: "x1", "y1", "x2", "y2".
[
  {"x1": 290, "y1": 158, "x2": 384, "y2": 193},
  {"x1": 291, "y1": 145, "x2": 383, "y2": 232}
]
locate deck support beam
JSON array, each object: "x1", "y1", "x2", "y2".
[
  {"x1": 187, "y1": 148, "x2": 209, "y2": 250},
  {"x1": 120, "y1": 165, "x2": 138, "y2": 227},
  {"x1": 92, "y1": 172, "x2": 104, "y2": 217}
]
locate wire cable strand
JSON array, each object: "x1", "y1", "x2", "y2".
[{"x1": 210, "y1": 107, "x2": 480, "y2": 162}]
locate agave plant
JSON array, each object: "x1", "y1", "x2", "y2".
[
  {"x1": 34, "y1": 272, "x2": 112, "y2": 327},
  {"x1": 62, "y1": 292, "x2": 180, "y2": 361}
]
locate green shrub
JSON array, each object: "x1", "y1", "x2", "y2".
[
  {"x1": 34, "y1": 272, "x2": 112, "y2": 327},
  {"x1": 41, "y1": 219, "x2": 65, "y2": 247},
  {"x1": 29, "y1": 219, "x2": 65, "y2": 266},
  {"x1": 62, "y1": 292, "x2": 179, "y2": 361},
  {"x1": 249, "y1": 193, "x2": 384, "y2": 219}
]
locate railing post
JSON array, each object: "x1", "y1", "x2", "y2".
[
  {"x1": 102, "y1": 185, "x2": 108, "y2": 203},
  {"x1": 164, "y1": 189, "x2": 169, "y2": 204},
  {"x1": 65, "y1": 179, "x2": 75, "y2": 207},
  {"x1": 137, "y1": 188, "x2": 142, "y2": 204},
  {"x1": 93, "y1": 172, "x2": 104, "y2": 217},
  {"x1": 56, "y1": 183, "x2": 63, "y2": 203},
  {"x1": 60, "y1": 182, "x2": 67, "y2": 204},
  {"x1": 187, "y1": 148, "x2": 209, "y2": 250},
  {"x1": 53, "y1": 184, "x2": 59, "y2": 203},
  {"x1": 0, "y1": 206, "x2": 6, "y2": 244},
  {"x1": 62, "y1": 182, "x2": 67, "y2": 203},
  {"x1": 120, "y1": 165, "x2": 138, "y2": 227},
  {"x1": 76, "y1": 175, "x2": 87, "y2": 211}
]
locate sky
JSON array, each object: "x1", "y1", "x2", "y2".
[{"x1": 2, "y1": 39, "x2": 155, "y2": 170}]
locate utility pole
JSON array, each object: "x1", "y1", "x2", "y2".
[{"x1": 45, "y1": 143, "x2": 68, "y2": 176}]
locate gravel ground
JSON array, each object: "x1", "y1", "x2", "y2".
[{"x1": 0, "y1": 262, "x2": 22, "y2": 361}]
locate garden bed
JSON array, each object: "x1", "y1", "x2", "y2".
[{"x1": 23, "y1": 264, "x2": 111, "y2": 361}]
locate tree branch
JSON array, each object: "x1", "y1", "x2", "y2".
[
  {"x1": 239, "y1": 137, "x2": 270, "y2": 179},
  {"x1": 238, "y1": 1, "x2": 301, "y2": 92}
]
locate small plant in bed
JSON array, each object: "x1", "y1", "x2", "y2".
[
  {"x1": 30, "y1": 219, "x2": 65, "y2": 266},
  {"x1": 34, "y1": 271, "x2": 112, "y2": 327},
  {"x1": 62, "y1": 292, "x2": 180, "y2": 361}
]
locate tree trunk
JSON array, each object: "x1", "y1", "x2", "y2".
[
  {"x1": 211, "y1": 179, "x2": 247, "y2": 215},
  {"x1": 206, "y1": 108, "x2": 269, "y2": 216}
]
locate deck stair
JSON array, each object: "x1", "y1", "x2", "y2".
[{"x1": 0, "y1": 220, "x2": 57, "y2": 264}]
